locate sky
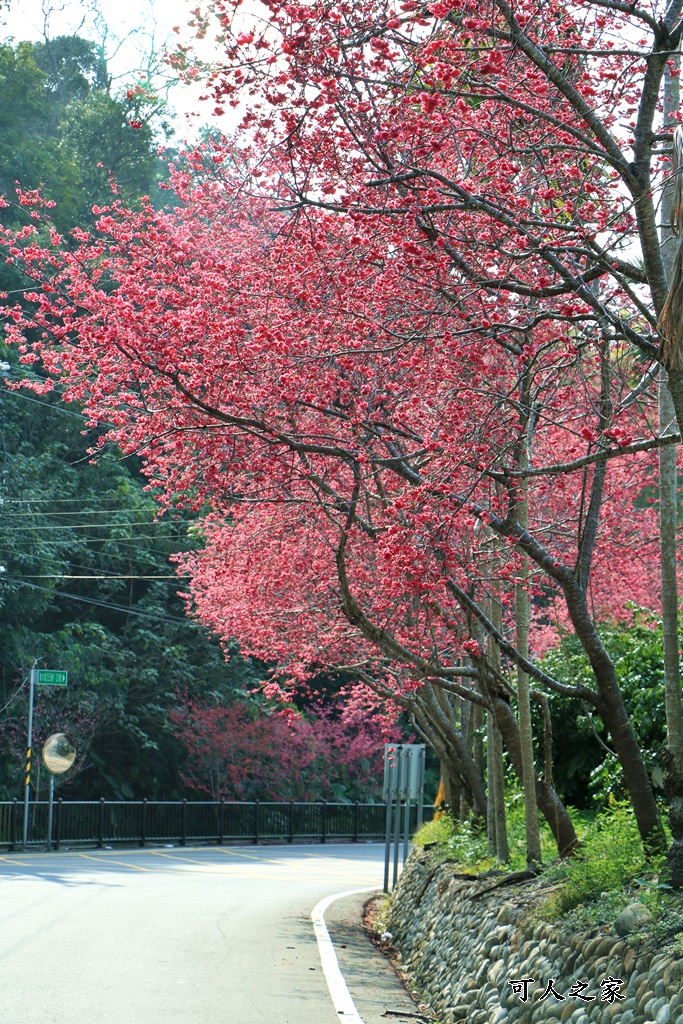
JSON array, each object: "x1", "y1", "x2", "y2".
[{"x1": 0, "y1": 0, "x2": 228, "y2": 134}]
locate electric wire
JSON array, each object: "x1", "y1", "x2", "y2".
[
  {"x1": 1, "y1": 578, "x2": 198, "y2": 626},
  {"x1": 0, "y1": 497, "x2": 158, "y2": 503},
  {"x1": 1, "y1": 508, "x2": 179, "y2": 517},
  {"x1": 15, "y1": 574, "x2": 187, "y2": 580},
  {"x1": 0, "y1": 521, "x2": 191, "y2": 532},
  {"x1": 0, "y1": 385, "x2": 90, "y2": 420},
  {"x1": 0, "y1": 372, "x2": 203, "y2": 587}
]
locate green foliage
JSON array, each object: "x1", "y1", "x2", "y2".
[
  {"x1": 0, "y1": 332, "x2": 262, "y2": 802},
  {"x1": 0, "y1": 33, "x2": 205, "y2": 802},
  {"x1": 58, "y1": 90, "x2": 168, "y2": 220},
  {"x1": 539, "y1": 610, "x2": 668, "y2": 808},
  {"x1": 0, "y1": 41, "x2": 53, "y2": 185},
  {"x1": 500, "y1": 791, "x2": 566, "y2": 867},
  {"x1": 0, "y1": 35, "x2": 170, "y2": 242},
  {"x1": 542, "y1": 802, "x2": 648, "y2": 919},
  {"x1": 415, "y1": 802, "x2": 674, "y2": 941},
  {"x1": 446, "y1": 816, "x2": 490, "y2": 867},
  {"x1": 30, "y1": 36, "x2": 109, "y2": 101},
  {"x1": 413, "y1": 791, "x2": 562, "y2": 872},
  {"x1": 413, "y1": 813, "x2": 456, "y2": 849}
]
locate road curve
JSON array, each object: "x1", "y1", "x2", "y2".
[{"x1": 0, "y1": 843, "x2": 386, "y2": 1024}]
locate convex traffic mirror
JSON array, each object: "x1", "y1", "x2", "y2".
[{"x1": 42, "y1": 733, "x2": 76, "y2": 775}]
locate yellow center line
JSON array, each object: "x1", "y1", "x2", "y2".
[
  {"x1": 210, "y1": 847, "x2": 292, "y2": 865},
  {"x1": 142, "y1": 849, "x2": 383, "y2": 880},
  {"x1": 75, "y1": 852, "x2": 153, "y2": 872},
  {"x1": 0, "y1": 856, "x2": 32, "y2": 867},
  {"x1": 145, "y1": 851, "x2": 238, "y2": 867}
]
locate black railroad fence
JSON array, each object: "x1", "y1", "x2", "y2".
[{"x1": 0, "y1": 799, "x2": 432, "y2": 851}]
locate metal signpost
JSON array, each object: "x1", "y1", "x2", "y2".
[
  {"x1": 382, "y1": 743, "x2": 425, "y2": 893},
  {"x1": 22, "y1": 667, "x2": 68, "y2": 849},
  {"x1": 42, "y1": 733, "x2": 76, "y2": 851}
]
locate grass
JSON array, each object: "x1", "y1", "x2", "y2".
[
  {"x1": 414, "y1": 792, "x2": 568, "y2": 874},
  {"x1": 413, "y1": 797, "x2": 676, "y2": 932},
  {"x1": 540, "y1": 801, "x2": 652, "y2": 919}
]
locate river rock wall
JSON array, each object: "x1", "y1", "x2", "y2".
[{"x1": 385, "y1": 851, "x2": 683, "y2": 1024}]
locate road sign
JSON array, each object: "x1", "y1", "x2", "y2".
[
  {"x1": 23, "y1": 666, "x2": 69, "y2": 849},
  {"x1": 382, "y1": 743, "x2": 426, "y2": 893},
  {"x1": 383, "y1": 743, "x2": 424, "y2": 801},
  {"x1": 37, "y1": 670, "x2": 68, "y2": 687}
]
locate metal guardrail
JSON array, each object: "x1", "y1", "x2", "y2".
[{"x1": 0, "y1": 799, "x2": 432, "y2": 851}]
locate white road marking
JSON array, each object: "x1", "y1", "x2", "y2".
[{"x1": 311, "y1": 886, "x2": 379, "y2": 1024}]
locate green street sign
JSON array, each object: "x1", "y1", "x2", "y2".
[{"x1": 37, "y1": 670, "x2": 68, "y2": 687}]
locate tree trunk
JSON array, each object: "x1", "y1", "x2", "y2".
[
  {"x1": 486, "y1": 710, "x2": 496, "y2": 857},
  {"x1": 515, "y1": 473, "x2": 543, "y2": 867},
  {"x1": 473, "y1": 701, "x2": 484, "y2": 782},
  {"x1": 415, "y1": 683, "x2": 488, "y2": 820},
  {"x1": 441, "y1": 761, "x2": 462, "y2": 817},
  {"x1": 558, "y1": 576, "x2": 665, "y2": 852},
  {"x1": 660, "y1": 51, "x2": 683, "y2": 887},
  {"x1": 459, "y1": 699, "x2": 473, "y2": 821},
  {"x1": 487, "y1": 710, "x2": 509, "y2": 862},
  {"x1": 487, "y1": 594, "x2": 510, "y2": 862},
  {"x1": 493, "y1": 694, "x2": 579, "y2": 856}
]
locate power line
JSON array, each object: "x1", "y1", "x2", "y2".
[
  {"x1": 0, "y1": 497, "x2": 149, "y2": 504},
  {"x1": 1, "y1": 536, "x2": 191, "y2": 549},
  {"x1": 0, "y1": 386, "x2": 89, "y2": 420},
  {"x1": 52, "y1": 550, "x2": 190, "y2": 569},
  {"x1": 15, "y1": 574, "x2": 188, "y2": 580},
  {"x1": 0, "y1": 521, "x2": 191, "y2": 532},
  {"x1": 1, "y1": 578, "x2": 198, "y2": 626},
  {"x1": 1, "y1": 508, "x2": 176, "y2": 517}
]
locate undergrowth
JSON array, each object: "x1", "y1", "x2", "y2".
[
  {"x1": 540, "y1": 801, "x2": 653, "y2": 920},
  {"x1": 413, "y1": 798, "x2": 674, "y2": 931},
  {"x1": 413, "y1": 792, "x2": 562, "y2": 873}
]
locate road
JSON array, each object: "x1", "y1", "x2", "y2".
[{"x1": 0, "y1": 843, "x2": 414, "y2": 1024}]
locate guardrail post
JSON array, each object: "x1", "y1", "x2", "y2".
[
  {"x1": 288, "y1": 801, "x2": 294, "y2": 844},
  {"x1": 218, "y1": 800, "x2": 225, "y2": 846},
  {"x1": 140, "y1": 799, "x2": 148, "y2": 848},
  {"x1": 9, "y1": 798, "x2": 18, "y2": 851},
  {"x1": 321, "y1": 801, "x2": 327, "y2": 844},
  {"x1": 98, "y1": 797, "x2": 106, "y2": 849},
  {"x1": 353, "y1": 801, "x2": 359, "y2": 843},
  {"x1": 55, "y1": 798, "x2": 63, "y2": 851},
  {"x1": 254, "y1": 801, "x2": 259, "y2": 845},
  {"x1": 181, "y1": 799, "x2": 187, "y2": 847}
]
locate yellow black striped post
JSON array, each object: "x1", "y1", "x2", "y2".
[{"x1": 22, "y1": 667, "x2": 38, "y2": 848}]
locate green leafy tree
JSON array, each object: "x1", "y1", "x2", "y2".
[
  {"x1": 540, "y1": 611, "x2": 668, "y2": 808},
  {"x1": 0, "y1": 36, "x2": 231, "y2": 801},
  {"x1": 0, "y1": 35, "x2": 170, "y2": 236},
  {"x1": 0, "y1": 352, "x2": 264, "y2": 799}
]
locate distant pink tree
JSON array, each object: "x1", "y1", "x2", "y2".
[{"x1": 170, "y1": 696, "x2": 401, "y2": 802}]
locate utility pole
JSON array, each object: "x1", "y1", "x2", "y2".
[{"x1": 22, "y1": 664, "x2": 37, "y2": 849}]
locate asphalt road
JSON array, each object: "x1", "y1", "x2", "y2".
[{"x1": 0, "y1": 843, "x2": 417, "y2": 1024}]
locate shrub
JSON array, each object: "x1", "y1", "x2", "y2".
[
  {"x1": 542, "y1": 801, "x2": 647, "y2": 918},
  {"x1": 413, "y1": 813, "x2": 455, "y2": 850}
]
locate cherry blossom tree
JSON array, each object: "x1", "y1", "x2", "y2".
[
  {"x1": 5, "y1": 0, "x2": 683, "y2": 868},
  {"x1": 170, "y1": 696, "x2": 399, "y2": 801}
]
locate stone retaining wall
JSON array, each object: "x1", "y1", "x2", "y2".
[{"x1": 386, "y1": 851, "x2": 683, "y2": 1024}]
